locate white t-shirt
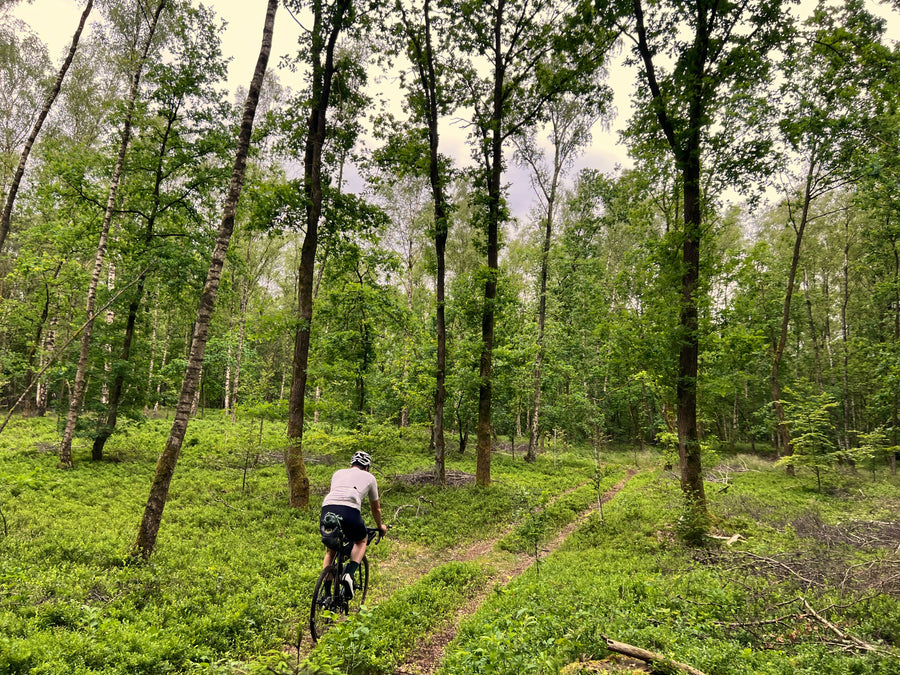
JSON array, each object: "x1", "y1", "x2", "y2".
[{"x1": 322, "y1": 467, "x2": 379, "y2": 511}]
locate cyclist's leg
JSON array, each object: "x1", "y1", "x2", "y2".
[
  {"x1": 350, "y1": 538, "x2": 366, "y2": 563},
  {"x1": 320, "y1": 504, "x2": 346, "y2": 593},
  {"x1": 321, "y1": 546, "x2": 337, "y2": 594},
  {"x1": 332, "y1": 508, "x2": 366, "y2": 593},
  {"x1": 322, "y1": 546, "x2": 336, "y2": 570}
]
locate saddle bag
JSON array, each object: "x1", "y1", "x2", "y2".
[{"x1": 320, "y1": 512, "x2": 346, "y2": 552}]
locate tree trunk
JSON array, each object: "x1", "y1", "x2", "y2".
[
  {"x1": 286, "y1": 0, "x2": 353, "y2": 508},
  {"x1": 891, "y1": 229, "x2": 899, "y2": 474},
  {"x1": 59, "y1": 0, "x2": 166, "y2": 469},
  {"x1": 802, "y1": 267, "x2": 823, "y2": 391},
  {"x1": 840, "y1": 214, "x2": 852, "y2": 450},
  {"x1": 527, "y1": 197, "x2": 554, "y2": 463},
  {"x1": 101, "y1": 261, "x2": 117, "y2": 406},
  {"x1": 456, "y1": 393, "x2": 467, "y2": 454},
  {"x1": 402, "y1": 0, "x2": 448, "y2": 485},
  {"x1": 36, "y1": 317, "x2": 56, "y2": 416},
  {"x1": 633, "y1": 0, "x2": 706, "y2": 512},
  {"x1": 132, "y1": 0, "x2": 276, "y2": 558},
  {"x1": 771, "y1": 151, "x2": 816, "y2": 475},
  {"x1": 0, "y1": 0, "x2": 93, "y2": 253},
  {"x1": 231, "y1": 290, "x2": 248, "y2": 423},
  {"x1": 475, "y1": 2, "x2": 507, "y2": 488},
  {"x1": 93, "y1": 281, "x2": 142, "y2": 459},
  {"x1": 522, "y1": 108, "x2": 573, "y2": 464},
  {"x1": 95, "y1": 102, "x2": 180, "y2": 457},
  {"x1": 400, "y1": 236, "x2": 413, "y2": 429},
  {"x1": 822, "y1": 271, "x2": 835, "y2": 376},
  {"x1": 354, "y1": 263, "x2": 370, "y2": 422},
  {"x1": 402, "y1": 0, "x2": 449, "y2": 485},
  {"x1": 154, "y1": 326, "x2": 170, "y2": 413},
  {"x1": 24, "y1": 270, "x2": 59, "y2": 417},
  {"x1": 146, "y1": 304, "x2": 158, "y2": 412},
  {"x1": 224, "y1": 347, "x2": 233, "y2": 413},
  {"x1": 677, "y1": 161, "x2": 706, "y2": 510}
]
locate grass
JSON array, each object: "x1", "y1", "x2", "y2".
[
  {"x1": 439, "y1": 464, "x2": 900, "y2": 675},
  {"x1": 1, "y1": 415, "x2": 898, "y2": 674},
  {"x1": 0, "y1": 413, "x2": 611, "y2": 674},
  {"x1": 299, "y1": 561, "x2": 486, "y2": 674}
]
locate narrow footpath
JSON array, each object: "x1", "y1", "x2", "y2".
[{"x1": 394, "y1": 470, "x2": 638, "y2": 674}]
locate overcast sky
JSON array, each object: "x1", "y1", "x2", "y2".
[
  {"x1": 10, "y1": 0, "x2": 899, "y2": 224},
  {"x1": 10, "y1": 0, "x2": 634, "y2": 223}
]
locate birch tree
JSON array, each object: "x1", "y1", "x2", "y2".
[
  {"x1": 59, "y1": 0, "x2": 167, "y2": 468},
  {"x1": 133, "y1": 0, "x2": 277, "y2": 558}
]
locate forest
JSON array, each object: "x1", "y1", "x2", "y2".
[{"x1": 1, "y1": 0, "x2": 899, "y2": 673}]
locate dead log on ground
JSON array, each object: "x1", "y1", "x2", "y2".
[{"x1": 600, "y1": 635, "x2": 706, "y2": 675}]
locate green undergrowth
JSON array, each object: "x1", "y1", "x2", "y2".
[
  {"x1": 439, "y1": 465, "x2": 900, "y2": 675},
  {"x1": 496, "y1": 469, "x2": 626, "y2": 555},
  {"x1": 9, "y1": 411, "x2": 892, "y2": 674},
  {"x1": 0, "y1": 413, "x2": 618, "y2": 674},
  {"x1": 299, "y1": 561, "x2": 485, "y2": 674}
]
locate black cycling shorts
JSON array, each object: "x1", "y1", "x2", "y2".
[{"x1": 320, "y1": 504, "x2": 366, "y2": 544}]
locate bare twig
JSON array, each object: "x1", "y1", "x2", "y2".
[
  {"x1": 713, "y1": 613, "x2": 799, "y2": 629},
  {"x1": 738, "y1": 551, "x2": 819, "y2": 588},
  {"x1": 212, "y1": 498, "x2": 245, "y2": 512},
  {"x1": 392, "y1": 495, "x2": 435, "y2": 522},
  {"x1": 799, "y1": 597, "x2": 893, "y2": 656}
]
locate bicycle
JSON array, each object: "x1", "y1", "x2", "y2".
[{"x1": 310, "y1": 522, "x2": 382, "y2": 643}]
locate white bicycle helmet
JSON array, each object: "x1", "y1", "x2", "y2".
[{"x1": 351, "y1": 451, "x2": 372, "y2": 468}]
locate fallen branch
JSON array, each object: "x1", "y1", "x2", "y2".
[
  {"x1": 738, "y1": 551, "x2": 818, "y2": 588},
  {"x1": 601, "y1": 635, "x2": 706, "y2": 675},
  {"x1": 392, "y1": 504, "x2": 416, "y2": 521},
  {"x1": 212, "y1": 498, "x2": 244, "y2": 511},
  {"x1": 391, "y1": 495, "x2": 435, "y2": 522},
  {"x1": 799, "y1": 597, "x2": 894, "y2": 656},
  {"x1": 715, "y1": 596, "x2": 897, "y2": 658},
  {"x1": 713, "y1": 613, "x2": 797, "y2": 629}
]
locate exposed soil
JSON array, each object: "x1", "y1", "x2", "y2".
[{"x1": 394, "y1": 470, "x2": 638, "y2": 674}]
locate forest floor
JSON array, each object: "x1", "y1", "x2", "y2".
[
  {"x1": 364, "y1": 469, "x2": 639, "y2": 674},
  {"x1": 6, "y1": 418, "x2": 898, "y2": 675}
]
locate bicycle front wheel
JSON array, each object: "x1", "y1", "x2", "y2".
[{"x1": 310, "y1": 567, "x2": 339, "y2": 643}]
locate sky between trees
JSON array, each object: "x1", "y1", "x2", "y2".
[
  {"x1": 13, "y1": 0, "x2": 898, "y2": 222},
  {"x1": 12, "y1": 0, "x2": 629, "y2": 220}
]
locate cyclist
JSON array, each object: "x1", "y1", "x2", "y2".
[{"x1": 319, "y1": 451, "x2": 387, "y2": 598}]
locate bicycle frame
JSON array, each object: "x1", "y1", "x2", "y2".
[{"x1": 310, "y1": 526, "x2": 381, "y2": 642}]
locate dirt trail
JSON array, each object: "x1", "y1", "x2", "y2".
[{"x1": 394, "y1": 469, "x2": 638, "y2": 675}]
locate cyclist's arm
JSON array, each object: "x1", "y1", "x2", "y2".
[{"x1": 370, "y1": 499, "x2": 386, "y2": 534}]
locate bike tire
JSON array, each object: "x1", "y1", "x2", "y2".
[{"x1": 310, "y1": 567, "x2": 339, "y2": 643}]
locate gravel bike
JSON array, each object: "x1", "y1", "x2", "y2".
[{"x1": 310, "y1": 522, "x2": 382, "y2": 643}]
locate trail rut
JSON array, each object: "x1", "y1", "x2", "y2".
[{"x1": 393, "y1": 469, "x2": 638, "y2": 674}]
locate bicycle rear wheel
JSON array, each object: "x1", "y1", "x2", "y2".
[{"x1": 310, "y1": 567, "x2": 340, "y2": 643}]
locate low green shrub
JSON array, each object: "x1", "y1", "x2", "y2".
[
  {"x1": 439, "y1": 465, "x2": 900, "y2": 675},
  {"x1": 301, "y1": 561, "x2": 485, "y2": 674},
  {"x1": 497, "y1": 468, "x2": 627, "y2": 555},
  {"x1": 5, "y1": 414, "x2": 896, "y2": 674}
]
